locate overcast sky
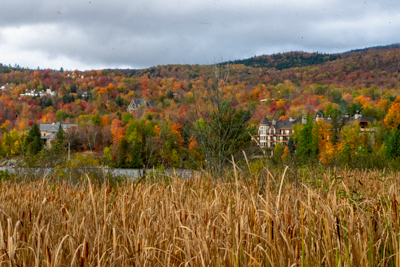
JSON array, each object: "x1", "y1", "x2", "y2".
[{"x1": 0, "y1": 0, "x2": 399, "y2": 71}]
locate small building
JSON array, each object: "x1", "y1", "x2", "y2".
[
  {"x1": 40, "y1": 122, "x2": 77, "y2": 148},
  {"x1": 77, "y1": 91, "x2": 89, "y2": 98},
  {"x1": 127, "y1": 99, "x2": 155, "y2": 111}
]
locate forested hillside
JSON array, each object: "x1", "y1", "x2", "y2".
[
  {"x1": 0, "y1": 44, "x2": 400, "y2": 168},
  {"x1": 225, "y1": 51, "x2": 341, "y2": 70}
]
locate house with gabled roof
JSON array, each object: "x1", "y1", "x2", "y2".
[
  {"x1": 258, "y1": 117, "x2": 299, "y2": 153},
  {"x1": 127, "y1": 99, "x2": 155, "y2": 111},
  {"x1": 258, "y1": 112, "x2": 375, "y2": 155},
  {"x1": 40, "y1": 122, "x2": 77, "y2": 148}
]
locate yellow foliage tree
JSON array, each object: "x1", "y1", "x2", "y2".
[
  {"x1": 319, "y1": 141, "x2": 341, "y2": 165},
  {"x1": 276, "y1": 99, "x2": 285, "y2": 107},
  {"x1": 316, "y1": 120, "x2": 341, "y2": 164}
]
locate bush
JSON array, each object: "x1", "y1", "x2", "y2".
[{"x1": 55, "y1": 153, "x2": 123, "y2": 185}]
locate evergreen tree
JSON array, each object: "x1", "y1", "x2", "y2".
[
  {"x1": 62, "y1": 94, "x2": 69, "y2": 104},
  {"x1": 56, "y1": 124, "x2": 64, "y2": 145},
  {"x1": 115, "y1": 96, "x2": 124, "y2": 107},
  {"x1": 51, "y1": 124, "x2": 66, "y2": 154},
  {"x1": 31, "y1": 136, "x2": 43, "y2": 156},
  {"x1": 71, "y1": 84, "x2": 77, "y2": 93},
  {"x1": 330, "y1": 109, "x2": 341, "y2": 146},
  {"x1": 46, "y1": 98, "x2": 53, "y2": 107},
  {"x1": 182, "y1": 125, "x2": 191, "y2": 143},
  {"x1": 311, "y1": 121, "x2": 319, "y2": 157},
  {"x1": 117, "y1": 138, "x2": 128, "y2": 168},
  {"x1": 167, "y1": 90, "x2": 174, "y2": 99},
  {"x1": 385, "y1": 128, "x2": 400, "y2": 159},
  {"x1": 297, "y1": 113, "x2": 314, "y2": 158},
  {"x1": 24, "y1": 123, "x2": 43, "y2": 155},
  {"x1": 0, "y1": 141, "x2": 5, "y2": 158},
  {"x1": 287, "y1": 137, "x2": 295, "y2": 154}
]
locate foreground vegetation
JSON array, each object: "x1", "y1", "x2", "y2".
[{"x1": 1, "y1": 166, "x2": 400, "y2": 266}]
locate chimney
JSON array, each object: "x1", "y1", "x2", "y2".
[
  {"x1": 354, "y1": 110, "x2": 362, "y2": 119},
  {"x1": 302, "y1": 115, "x2": 307, "y2": 124},
  {"x1": 289, "y1": 116, "x2": 295, "y2": 122},
  {"x1": 272, "y1": 119, "x2": 276, "y2": 125}
]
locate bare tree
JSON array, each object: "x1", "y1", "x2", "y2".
[
  {"x1": 188, "y1": 64, "x2": 254, "y2": 176},
  {"x1": 86, "y1": 123, "x2": 99, "y2": 152}
]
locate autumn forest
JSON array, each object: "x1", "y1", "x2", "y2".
[{"x1": 1, "y1": 44, "x2": 400, "y2": 170}]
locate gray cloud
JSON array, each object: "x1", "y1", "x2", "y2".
[{"x1": 1, "y1": 0, "x2": 399, "y2": 70}]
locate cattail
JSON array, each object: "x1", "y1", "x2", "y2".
[
  {"x1": 46, "y1": 245, "x2": 51, "y2": 263},
  {"x1": 84, "y1": 241, "x2": 89, "y2": 259},
  {"x1": 393, "y1": 193, "x2": 398, "y2": 221}
]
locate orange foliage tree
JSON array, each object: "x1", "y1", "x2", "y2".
[
  {"x1": 384, "y1": 97, "x2": 400, "y2": 130},
  {"x1": 110, "y1": 119, "x2": 126, "y2": 154}
]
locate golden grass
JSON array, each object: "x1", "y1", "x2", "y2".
[{"x1": 0, "y1": 168, "x2": 400, "y2": 266}]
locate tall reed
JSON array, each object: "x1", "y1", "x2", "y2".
[{"x1": 0, "y1": 168, "x2": 399, "y2": 266}]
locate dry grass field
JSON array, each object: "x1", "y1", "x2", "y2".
[{"x1": 0, "y1": 168, "x2": 400, "y2": 266}]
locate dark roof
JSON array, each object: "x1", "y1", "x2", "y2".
[
  {"x1": 128, "y1": 99, "x2": 155, "y2": 110},
  {"x1": 349, "y1": 115, "x2": 374, "y2": 124},
  {"x1": 260, "y1": 117, "x2": 270, "y2": 125},
  {"x1": 132, "y1": 99, "x2": 147, "y2": 106},
  {"x1": 274, "y1": 119, "x2": 299, "y2": 130},
  {"x1": 315, "y1": 115, "x2": 375, "y2": 125},
  {"x1": 40, "y1": 122, "x2": 77, "y2": 133}
]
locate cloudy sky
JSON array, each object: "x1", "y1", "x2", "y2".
[{"x1": 0, "y1": 0, "x2": 399, "y2": 71}]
